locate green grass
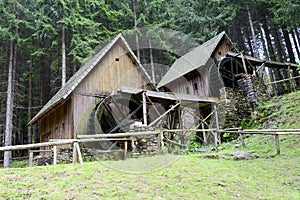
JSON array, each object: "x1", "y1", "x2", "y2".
[
  {"x1": 0, "y1": 150, "x2": 299, "y2": 199},
  {"x1": 1, "y1": 91, "x2": 300, "y2": 199}
]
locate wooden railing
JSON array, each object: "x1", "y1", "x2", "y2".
[{"x1": 0, "y1": 129, "x2": 299, "y2": 168}]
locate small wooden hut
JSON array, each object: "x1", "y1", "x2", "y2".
[{"x1": 28, "y1": 34, "x2": 155, "y2": 142}]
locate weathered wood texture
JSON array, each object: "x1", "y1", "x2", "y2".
[
  {"x1": 40, "y1": 41, "x2": 153, "y2": 142},
  {"x1": 73, "y1": 41, "x2": 152, "y2": 136},
  {"x1": 212, "y1": 36, "x2": 237, "y2": 61},
  {"x1": 166, "y1": 68, "x2": 210, "y2": 96},
  {"x1": 165, "y1": 36, "x2": 236, "y2": 98},
  {"x1": 40, "y1": 97, "x2": 73, "y2": 142}
]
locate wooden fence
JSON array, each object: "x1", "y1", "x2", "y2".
[
  {"x1": 217, "y1": 129, "x2": 300, "y2": 154},
  {"x1": 0, "y1": 129, "x2": 300, "y2": 167}
]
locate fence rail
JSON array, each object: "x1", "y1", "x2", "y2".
[{"x1": 1, "y1": 128, "x2": 300, "y2": 168}]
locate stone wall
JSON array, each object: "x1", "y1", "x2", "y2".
[
  {"x1": 219, "y1": 75, "x2": 269, "y2": 128},
  {"x1": 237, "y1": 75, "x2": 269, "y2": 110},
  {"x1": 219, "y1": 87, "x2": 249, "y2": 128},
  {"x1": 129, "y1": 123, "x2": 159, "y2": 157}
]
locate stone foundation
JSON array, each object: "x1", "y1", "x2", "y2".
[{"x1": 219, "y1": 75, "x2": 269, "y2": 128}]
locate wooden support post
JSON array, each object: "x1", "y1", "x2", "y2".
[
  {"x1": 124, "y1": 141, "x2": 127, "y2": 160},
  {"x1": 72, "y1": 143, "x2": 78, "y2": 164},
  {"x1": 29, "y1": 150, "x2": 33, "y2": 167},
  {"x1": 200, "y1": 111, "x2": 207, "y2": 145},
  {"x1": 213, "y1": 131, "x2": 218, "y2": 151},
  {"x1": 288, "y1": 65, "x2": 297, "y2": 92},
  {"x1": 214, "y1": 104, "x2": 221, "y2": 144},
  {"x1": 239, "y1": 130, "x2": 245, "y2": 147},
  {"x1": 53, "y1": 146, "x2": 57, "y2": 165},
  {"x1": 241, "y1": 52, "x2": 248, "y2": 74},
  {"x1": 75, "y1": 142, "x2": 83, "y2": 165},
  {"x1": 157, "y1": 133, "x2": 163, "y2": 154},
  {"x1": 142, "y1": 92, "x2": 147, "y2": 125},
  {"x1": 275, "y1": 134, "x2": 280, "y2": 154}
]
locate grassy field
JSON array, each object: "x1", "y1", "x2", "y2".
[
  {"x1": 1, "y1": 92, "x2": 300, "y2": 199},
  {"x1": 0, "y1": 136, "x2": 299, "y2": 200}
]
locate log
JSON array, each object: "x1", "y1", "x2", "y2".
[
  {"x1": 148, "y1": 102, "x2": 181, "y2": 127},
  {"x1": 0, "y1": 140, "x2": 77, "y2": 152},
  {"x1": 160, "y1": 129, "x2": 217, "y2": 132},
  {"x1": 77, "y1": 131, "x2": 159, "y2": 139},
  {"x1": 243, "y1": 129, "x2": 300, "y2": 132},
  {"x1": 165, "y1": 138, "x2": 186, "y2": 148}
]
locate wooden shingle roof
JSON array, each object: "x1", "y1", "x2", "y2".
[{"x1": 157, "y1": 32, "x2": 234, "y2": 88}]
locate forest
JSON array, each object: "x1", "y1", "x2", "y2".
[{"x1": 0, "y1": 0, "x2": 299, "y2": 159}]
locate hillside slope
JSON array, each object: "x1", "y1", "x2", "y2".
[{"x1": 249, "y1": 90, "x2": 300, "y2": 129}]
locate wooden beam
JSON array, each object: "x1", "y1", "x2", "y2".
[
  {"x1": 0, "y1": 140, "x2": 77, "y2": 152},
  {"x1": 160, "y1": 129, "x2": 217, "y2": 132},
  {"x1": 142, "y1": 92, "x2": 147, "y2": 125},
  {"x1": 242, "y1": 129, "x2": 300, "y2": 132},
  {"x1": 148, "y1": 102, "x2": 181, "y2": 127},
  {"x1": 164, "y1": 138, "x2": 186, "y2": 148},
  {"x1": 267, "y1": 75, "x2": 300, "y2": 85},
  {"x1": 77, "y1": 131, "x2": 159, "y2": 139}
]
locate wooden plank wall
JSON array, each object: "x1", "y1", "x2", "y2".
[
  {"x1": 75, "y1": 41, "x2": 150, "y2": 95},
  {"x1": 73, "y1": 41, "x2": 153, "y2": 135},
  {"x1": 39, "y1": 40, "x2": 154, "y2": 140},
  {"x1": 40, "y1": 97, "x2": 73, "y2": 142},
  {"x1": 166, "y1": 68, "x2": 210, "y2": 97},
  {"x1": 212, "y1": 36, "x2": 237, "y2": 62}
]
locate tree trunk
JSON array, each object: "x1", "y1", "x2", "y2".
[
  {"x1": 4, "y1": 41, "x2": 14, "y2": 168},
  {"x1": 247, "y1": 4, "x2": 259, "y2": 58},
  {"x1": 132, "y1": 0, "x2": 140, "y2": 61},
  {"x1": 262, "y1": 20, "x2": 275, "y2": 61},
  {"x1": 294, "y1": 28, "x2": 300, "y2": 49},
  {"x1": 246, "y1": 31, "x2": 254, "y2": 57},
  {"x1": 282, "y1": 25, "x2": 296, "y2": 63},
  {"x1": 260, "y1": 25, "x2": 269, "y2": 60},
  {"x1": 291, "y1": 30, "x2": 300, "y2": 59},
  {"x1": 28, "y1": 57, "x2": 32, "y2": 144},
  {"x1": 271, "y1": 26, "x2": 284, "y2": 63},
  {"x1": 149, "y1": 39, "x2": 156, "y2": 85},
  {"x1": 62, "y1": 25, "x2": 66, "y2": 87}
]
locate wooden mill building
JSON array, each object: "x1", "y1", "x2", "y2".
[
  {"x1": 28, "y1": 34, "x2": 155, "y2": 142},
  {"x1": 158, "y1": 31, "x2": 299, "y2": 99}
]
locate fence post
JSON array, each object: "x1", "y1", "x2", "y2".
[
  {"x1": 72, "y1": 142, "x2": 78, "y2": 164},
  {"x1": 157, "y1": 132, "x2": 162, "y2": 154},
  {"x1": 124, "y1": 141, "x2": 127, "y2": 160},
  {"x1": 29, "y1": 150, "x2": 33, "y2": 167},
  {"x1": 275, "y1": 134, "x2": 280, "y2": 154},
  {"x1": 53, "y1": 146, "x2": 57, "y2": 165}
]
